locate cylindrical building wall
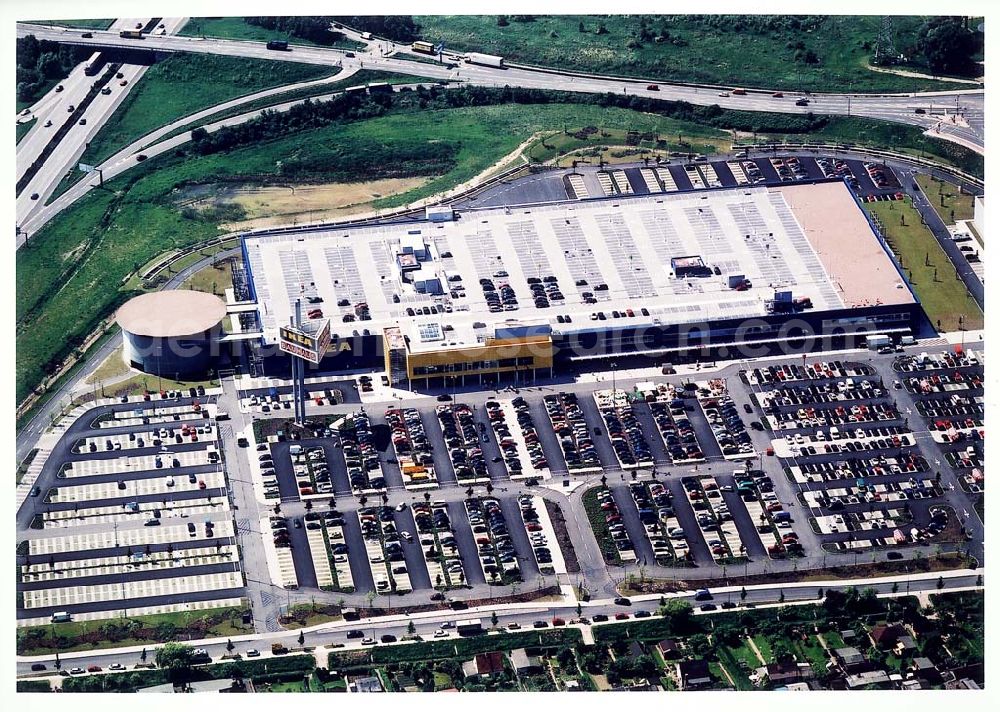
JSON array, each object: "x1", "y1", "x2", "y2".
[{"x1": 116, "y1": 291, "x2": 227, "y2": 378}]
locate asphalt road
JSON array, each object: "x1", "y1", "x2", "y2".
[{"x1": 16, "y1": 571, "x2": 982, "y2": 675}]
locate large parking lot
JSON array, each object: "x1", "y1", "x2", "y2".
[{"x1": 16, "y1": 390, "x2": 246, "y2": 627}]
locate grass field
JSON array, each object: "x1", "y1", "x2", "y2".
[
  {"x1": 16, "y1": 118, "x2": 36, "y2": 144},
  {"x1": 915, "y1": 174, "x2": 978, "y2": 225},
  {"x1": 34, "y1": 18, "x2": 114, "y2": 30},
  {"x1": 76, "y1": 53, "x2": 338, "y2": 168},
  {"x1": 84, "y1": 346, "x2": 129, "y2": 384},
  {"x1": 865, "y1": 199, "x2": 983, "y2": 332},
  {"x1": 179, "y1": 16, "x2": 366, "y2": 50},
  {"x1": 16, "y1": 604, "x2": 250, "y2": 655},
  {"x1": 181, "y1": 260, "x2": 234, "y2": 296},
  {"x1": 414, "y1": 15, "x2": 965, "y2": 94}
]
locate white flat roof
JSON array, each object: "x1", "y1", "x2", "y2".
[{"x1": 242, "y1": 183, "x2": 910, "y2": 349}]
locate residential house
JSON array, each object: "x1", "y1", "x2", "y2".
[
  {"x1": 509, "y1": 648, "x2": 542, "y2": 675},
  {"x1": 833, "y1": 647, "x2": 868, "y2": 672},
  {"x1": 910, "y1": 657, "x2": 942, "y2": 686},
  {"x1": 462, "y1": 651, "x2": 506, "y2": 679},
  {"x1": 350, "y1": 676, "x2": 384, "y2": 693},
  {"x1": 892, "y1": 635, "x2": 917, "y2": 656},
  {"x1": 657, "y1": 639, "x2": 682, "y2": 661},
  {"x1": 845, "y1": 670, "x2": 891, "y2": 689},
  {"x1": 676, "y1": 659, "x2": 712, "y2": 690},
  {"x1": 760, "y1": 661, "x2": 814, "y2": 685},
  {"x1": 869, "y1": 623, "x2": 907, "y2": 650}
]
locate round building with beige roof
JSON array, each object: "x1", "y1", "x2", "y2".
[{"x1": 116, "y1": 291, "x2": 227, "y2": 378}]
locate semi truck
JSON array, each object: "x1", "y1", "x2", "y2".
[
  {"x1": 456, "y1": 618, "x2": 484, "y2": 635},
  {"x1": 412, "y1": 40, "x2": 435, "y2": 55},
  {"x1": 83, "y1": 52, "x2": 104, "y2": 76},
  {"x1": 465, "y1": 52, "x2": 505, "y2": 68},
  {"x1": 119, "y1": 29, "x2": 143, "y2": 39}
]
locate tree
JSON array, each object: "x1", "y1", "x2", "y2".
[
  {"x1": 917, "y1": 18, "x2": 979, "y2": 75},
  {"x1": 936, "y1": 576, "x2": 945, "y2": 590},
  {"x1": 226, "y1": 638, "x2": 234, "y2": 653},
  {"x1": 779, "y1": 590, "x2": 786, "y2": 603},
  {"x1": 497, "y1": 15, "x2": 509, "y2": 27},
  {"x1": 298, "y1": 630, "x2": 305, "y2": 646},
  {"x1": 740, "y1": 586, "x2": 748, "y2": 601},
  {"x1": 576, "y1": 602, "x2": 583, "y2": 617},
  {"x1": 596, "y1": 23, "x2": 609, "y2": 35},
  {"x1": 578, "y1": 21, "x2": 586, "y2": 33},
  {"x1": 155, "y1": 643, "x2": 195, "y2": 681},
  {"x1": 491, "y1": 611, "x2": 499, "y2": 628},
  {"x1": 407, "y1": 619, "x2": 416, "y2": 635},
  {"x1": 661, "y1": 599, "x2": 693, "y2": 631}
]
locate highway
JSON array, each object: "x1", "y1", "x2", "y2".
[
  {"x1": 15, "y1": 22, "x2": 985, "y2": 154},
  {"x1": 15, "y1": 570, "x2": 983, "y2": 677},
  {"x1": 16, "y1": 18, "x2": 189, "y2": 232}
]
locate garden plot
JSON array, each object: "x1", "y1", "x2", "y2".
[
  {"x1": 788, "y1": 452, "x2": 928, "y2": 484},
  {"x1": 639, "y1": 167, "x2": 663, "y2": 192},
  {"x1": 43, "y1": 497, "x2": 227, "y2": 529},
  {"x1": 22, "y1": 570, "x2": 243, "y2": 609},
  {"x1": 74, "y1": 424, "x2": 217, "y2": 454},
  {"x1": 516, "y1": 495, "x2": 565, "y2": 575},
  {"x1": 385, "y1": 408, "x2": 438, "y2": 489},
  {"x1": 746, "y1": 360, "x2": 874, "y2": 387},
  {"x1": 543, "y1": 392, "x2": 602, "y2": 474},
  {"x1": 696, "y1": 379, "x2": 755, "y2": 460},
  {"x1": 484, "y1": 397, "x2": 550, "y2": 480},
  {"x1": 655, "y1": 167, "x2": 678, "y2": 191},
  {"x1": 593, "y1": 389, "x2": 654, "y2": 470},
  {"x1": 437, "y1": 404, "x2": 489, "y2": 485},
  {"x1": 20, "y1": 544, "x2": 238, "y2": 584},
  {"x1": 628, "y1": 481, "x2": 678, "y2": 566},
  {"x1": 684, "y1": 164, "x2": 706, "y2": 189},
  {"x1": 764, "y1": 402, "x2": 900, "y2": 431},
  {"x1": 26, "y1": 518, "x2": 236, "y2": 555},
  {"x1": 639, "y1": 382, "x2": 705, "y2": 464},
  {"x1": 772, "y1": 425, "x2": 915, "y2": 458},
  {"x1": 465, "y1": 497, "x2": 521, "y2": 586},
  {"x1": 339, "y1": 412, "x2": 386, "y2": 495},
  {"x1": 62, "y1": 448, "x2": 218, "y2": 477},
  {"x1": 47, "y1": 470, "x2": 225, "y2": 503}
]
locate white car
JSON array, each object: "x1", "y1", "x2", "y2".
[
  {"x1": 108, "y1": 663, "x2": 124, "y2": 671},
  {"x1": 245, "y1": 649, "x2": 260, "y2": 657},
  {"x1": 434, "y1": 629, "x2": 448, "y2": 638}
]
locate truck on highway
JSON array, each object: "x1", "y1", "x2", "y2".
[
  {"x1": 266, "y1": 40, "x2": 289, "y2": 51},
  {"x1": 412, "y1": 40, "x2": 435, "y2": 55},
  {"x1": 456, "y1": 618, "x2": 484, "y2": 635},
  {"x1": 83, "y1": 52, "x2": 104, "y2": 76},
  {"x1": 465, "y1": 52, "x2": 505, "y2": 68},
  {"x1": 731, "y1": 88, "x2": 747, "y2": 96},
  {"x1": 119, "y1": 29, "x2": 143, "y2": 39}
]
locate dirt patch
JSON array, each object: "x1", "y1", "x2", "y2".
[
  {"x1": 544, "y1": 499, "x2": 581, "y2": 573},
  {"x1": 178, "y1": 177, "x2": 432, "y2": 231}
]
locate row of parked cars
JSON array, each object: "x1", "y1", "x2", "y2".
[
  {"x1": 517, "y1": 495, "x2": 554, "y2": 567},
  {"x1": 526, "y1": 275, "x2": 564, "y2": 309},
  {"x1": 760, "y1": 377, "x2": 886, "y2": 407},
  {"x1": 292, "y1": 445, "x2": 332, "y2": 496},
  {"x1": 594, "y1": 486, "x2": 634, "y2": 556},
  {"x1": 747, "y1": 360, "x2": 873, "y2": 385},
  {"x1": 386, "y1": 407, "x2": 436, "y2": 485},
  {"x1": 342, "y1": 412, "x2": 384, "y2": 492},
  {"x1": 701, "y1": 394, "x2": 755, "y2": 457},
  {"x1": 467, "y1": 498, "x2": 520, "y2": 580},
  {"x1": 543, "y1": 392, "x2": 600, "y2": 471},
  {"x1": 630, "y1": 481, "x2": 683, "y2": 563},
  {"x1": 437, "y1": 404, "x2": 488, "y2": 482},
  {"x1": 484, "y1": 397, "x2": 547, "y2": 474},
  {"x1": 595, "y1": 396, "x2": 652, "y2": 468}
]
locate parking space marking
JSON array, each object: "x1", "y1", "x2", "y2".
[
  {"x1": 22, "y1": 571, "x2": 243, "y2": 609},
  {"x1": 47, "y1": 470, "x2": 225, "y2": 504}
]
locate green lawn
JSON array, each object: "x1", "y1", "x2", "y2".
[
  {"x1": 31, "y1": 18, "x2": 114, "y2": 30},
  {"x1": 16, "y1": 118, "x2": 36, "y2": 144},
  {"x1": 16, "y1": 604, "x2": 250, "y2": 655},
  {"x1": 582, "y1": 486, "x2": 622, "y2": 565},
  {"x1": 415, "y1": 15, "x2": 967, "y2": 93},
  {"x1": 179, "y1": 16, "x2": 366, "y2": 51},
  {"x1": 752, "y1": 635, "x2": 773, "y2": 663},
  {"x1": 76, "y1": 53, "x2": 338, "y2": 168},
  {"x1": 865, "y1": 199, "x2": 983, "y2": 332},
  {"x1": 915, "y1": 174, "x2": 978, "y2": 225}
]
